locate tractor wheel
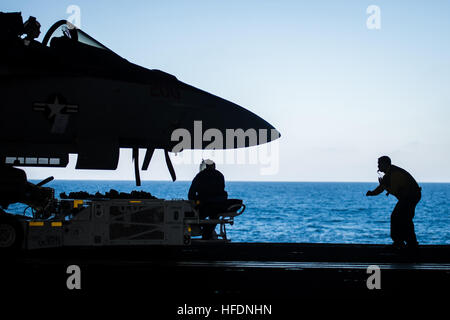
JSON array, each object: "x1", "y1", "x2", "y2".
[{"x1": 0, "y1": 215, "x2": 23, "y2": 251}]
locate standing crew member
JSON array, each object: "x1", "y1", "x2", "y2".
[{"x1": 366, "y1": 156, "x2": 421, "y2": 250}]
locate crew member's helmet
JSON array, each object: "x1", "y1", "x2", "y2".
[{"x1": 199, "y1": 159, "x2": 215, "y2": 171}]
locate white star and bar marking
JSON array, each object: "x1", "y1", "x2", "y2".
[
  {"x1": 33, "y1": 96, "x2": 79, "y2": 118},
  {"x1": 33, "y1": 96, "x2": 79, "y2": 134}
]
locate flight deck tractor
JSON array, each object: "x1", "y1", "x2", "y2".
[{"x1": 0, "y1": 178, "x2": 245, "y2": 251}]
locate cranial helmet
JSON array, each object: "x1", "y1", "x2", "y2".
[{"x1": 199, "y1": 159, "x2": 215, "y2": 171}]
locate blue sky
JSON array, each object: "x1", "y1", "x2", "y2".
[{"x1": 3, "y1": 1, "x2": 450, "y2": 182}]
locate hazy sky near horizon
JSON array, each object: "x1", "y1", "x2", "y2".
[{"x1": 3, "y1": 0, "x2": 450, "y2": 182}]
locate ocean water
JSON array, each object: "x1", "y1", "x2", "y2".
[{"x1": 8, "y1": 180, "x2": 450, "y2": 244}]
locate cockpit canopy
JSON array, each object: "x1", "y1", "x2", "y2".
[{"x1": 42, "y1": 20, "x2": 111, "y2": 52}]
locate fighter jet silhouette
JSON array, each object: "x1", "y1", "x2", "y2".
[{"x1": 0, "y1": 14, "x2": 280, "y2": 185}]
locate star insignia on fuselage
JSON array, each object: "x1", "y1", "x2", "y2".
[
  {"x1": 33, "y1": 95, "x2": 79, "y2": 119},
  {"x1": 33, "y1": 94, "x2": 79, "y2": 134}
]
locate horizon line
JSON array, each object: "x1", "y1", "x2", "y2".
[{"x1": 28, "y1": 179, "x2": 450, "y2": 184}]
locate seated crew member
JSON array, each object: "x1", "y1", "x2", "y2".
[
  {"x1": 22, "y1": 16, "x2": 41, "y2": 47},
  {"x1": 366, "y1": 156, "x2": 422, "y2": 250},
  {"x1": 188, "y1": 160, "x2": 228, "y2": 240}
]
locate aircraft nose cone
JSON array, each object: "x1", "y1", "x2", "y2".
[{"x1": 175, "y1": 82, "x2": 280, "y2": 149}]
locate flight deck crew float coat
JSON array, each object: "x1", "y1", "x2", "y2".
[
  {"x1": 188, "y1": 168, "x2": 227, "y2": 202},
  {"x1": 379, "y1": 165, "x2": 421, "y2": 246},
  {"x1": 188, "y1": 168, "x2": 228, "y2": 240}
]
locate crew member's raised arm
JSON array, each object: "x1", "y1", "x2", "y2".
[{"x1": 366, "y1": 183, "x2": 384, "y2": 196}]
